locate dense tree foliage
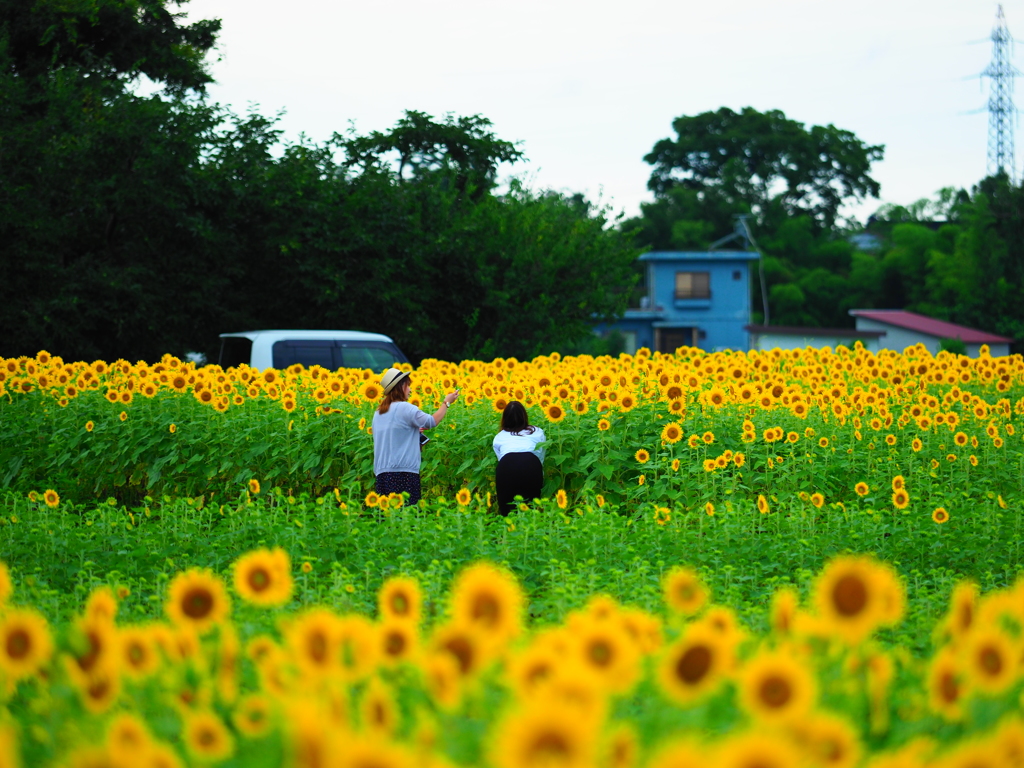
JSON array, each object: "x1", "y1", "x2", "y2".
[
  {"x1": 628, "y1": 107, "x2": 1024, "y2": 350},
  {"x1": 633, "y1": 106, "x2": 884, "y2": 251},
  {"x1": 0, "y1": 1, "x2": 638, "y2": 364}
]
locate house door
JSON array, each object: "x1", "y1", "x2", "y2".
[{"x1": 657, "y1": 327, "x2": 698, "y2": 354}]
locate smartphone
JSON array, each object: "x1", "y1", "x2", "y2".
[{"x1": 419, "y1": 433, "x2": 430, "y2": 446}]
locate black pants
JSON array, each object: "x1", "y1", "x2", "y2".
[{"x1": 495, "y1": 452, "x2": 543, "y2": 516}]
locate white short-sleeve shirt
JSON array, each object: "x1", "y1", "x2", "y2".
[{"x1": 492, "y1": 427, "x2": 546, "y2": 464}]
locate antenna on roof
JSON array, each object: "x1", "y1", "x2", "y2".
[
  {"x1": 708, "y1": 216, "x2": 771, "y2": 325},
  {"x1": 980, "y1": 5, "x2": 1020, "y2": 181},
  {"x1": 734, "y1": 216, "x2": 770, "y2": 327}
]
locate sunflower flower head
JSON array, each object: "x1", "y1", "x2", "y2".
[
  {"x1": 663, "y1": 566, "x2": 708, "y2": 616},
  {"x1": 450, "y1": 562, "x2": 525, "y2": 645},
  {"x1": 165, "y1": 568, "x2": 231, "y2": 634},
  {"x1": 233, "y1": 547, "x2": 293, "y2": 608}
]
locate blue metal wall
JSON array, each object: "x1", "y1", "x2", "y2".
[{"x1": 598, "y1": 250, "x2": 759, "y2": 353}]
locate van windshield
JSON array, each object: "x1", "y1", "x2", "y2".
[{"x1": 219, "y1": 337, "x2": 253, "y2": 368}]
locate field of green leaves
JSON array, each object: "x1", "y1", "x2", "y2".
[{"x1": 1, "y1": 346, "x2": 1023, "y2": 768}]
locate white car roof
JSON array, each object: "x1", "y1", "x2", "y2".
[{"x1": 219, "y1": 330, "x2": 396, "y2": 343}]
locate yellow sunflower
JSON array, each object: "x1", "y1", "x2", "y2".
[
  {"x1": 812, "y1": 555, "x2": 899, "y2": 644},
  {"x1": 571, "y1": 616, "x2": 642, "y2": 694},
  {"x1": 360, "y1": 381, "x2": 382, "y2": 401},
  {"x1": 0, "y1": 608, "x2": 53, "y2": 681},
  {"x1": 715, "y1": 730, "x2": 802, "y2": 768},
  {"x1": 450, "y1": 562, "x2": 524, "y2": 644},
  {"x1": 378, "y1": 576, "x2": 422, "y2": 624},
  {"x1": 926, "y1": 646, "x2": 964, "y2": 721},
  {"x1": 429, "y1": 622, "x2": 490, "y2": 682},
  {"x1": 285, "y1": 607, "x2": 340, "y2": 679},
  {"x1": 43, "y1": 489, "x2": 59, "y2": 508},
  {"x1": 165, "y1": 568, "x2": 231, "y2": 634},
  {"x1": 635, "y1": 449, "x2": 650, "y2": 464},
  {"x1": 645, "y1": 739, "x2": 704, "y2": 768},
  {"x1": 456, "y1": 488, "x2": 472, "y2": 507},
  {"x1": 597, "y1": 418, "x2": 611, "y2": 431},
  {"x1": 233, "y1": 693, "x2": 275, "y2": 738},
  {"x1": 546, "y1": 403, "x2": 565, "y2": 423},
  {"x1": 233, "y1": 547, "x2": 293, "y2": 607},
  {"x1": 490, "y1": 701, "x2": 597, "y2": 768},
  {"x1": 737, "y1": 648, "x2": 816, "y2": 724},
  {"x1": 661, "y1": 422, "x2": 684, "y2": 444},
  {"x1": 118, "y1": 625, "x2": 161, "y2": 680},
  {"x1": 663, "y1": 566, "x2": 708, "y2": 615},
  {"x1": 604, "y1": 724, "x2": 639, "y2": 768},
  {"x1": 359, "y1": 675, "x2": 399, "y2": 735},
  {"x1": 183, "y1": 710, "x2": 235, "y2": 762},
  {"x1": 0, "y1": 561, "x2": 11, "y2": 605},
  {"x1": 789, "y1": 711, "x2": 863, "y2": 768},
  {"x1": 378, "y1": 619, "x2": 419, "y2": 667},
  {"x1": 963, "y1": 626, "x2": 1017, "y2": 694},
  {"x1": 932, "y1": 507, "x2": 950, "y2": 524},
  {"x1": 657, "y1": 622, "x2": 728, "y2": 705}
]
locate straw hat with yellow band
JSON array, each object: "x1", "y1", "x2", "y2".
[{"x1": 380, "y1": 368, "x2": 411, "y2": 396}]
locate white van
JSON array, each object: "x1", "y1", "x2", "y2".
[{"x1": 218, "y1": 330, "x2": 409, "y2": 371}]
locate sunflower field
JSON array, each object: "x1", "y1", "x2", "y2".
[{"x1": 1, "y1": 344, "x2": 1024, "y2": 768}]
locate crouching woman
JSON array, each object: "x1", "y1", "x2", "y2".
[{"x1": 493, "y1": 401, "x2": 546, "y2": 516}]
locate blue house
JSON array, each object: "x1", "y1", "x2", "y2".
[{"x1": 598, "y1": 249, "x2": 760, "y2": 354}]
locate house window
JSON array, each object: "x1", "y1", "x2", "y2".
[{"x1": 675, "y1": 271, "x2": 710, "y2": 299}]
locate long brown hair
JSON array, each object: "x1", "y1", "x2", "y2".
[{"x1": 378, "y1": 376, "x2": 410, "y2": 414}]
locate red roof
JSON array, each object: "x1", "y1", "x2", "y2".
[
  {"x1": 849, "y1": 310, "x2": 1013, "y2": 344},
  {"x1": 746, "y1": 324, "x2": 884, "y2": 338}
]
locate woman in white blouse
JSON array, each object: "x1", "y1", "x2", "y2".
[{"x1": 492, "y1": 401, "x2": 546, "y2": 516}]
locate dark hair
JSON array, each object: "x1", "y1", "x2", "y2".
[
  {"x1": 378, "y1": 376, "x2": 411, "y2": 414},
  {"x1": 501, "y1": 400, "x2": 535, "y2": 435}
]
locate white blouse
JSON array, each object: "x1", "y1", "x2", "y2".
[{"x1": 492, "y1": 427, "x2": 546, "y2": 464}]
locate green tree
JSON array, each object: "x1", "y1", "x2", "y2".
[
  {"x1": 1, "y1": 0, "x2": 638, "y2": 364},
  {"x1": 642, "y1": 106, "x2": 884, "y2": 237},
  {"x1": 2, "y1": 0, "x2": 219, "y2": 94}
]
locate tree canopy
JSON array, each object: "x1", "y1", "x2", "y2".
[
  {"x1": 2, "y1": 0, "x2": 220, "y2": 94},
  {"x1": 0, "y1": 1, "x2": 638, "y2": 363},
  {"x1": 634, "y1": 106, "x2": 884, "y2": 251}
]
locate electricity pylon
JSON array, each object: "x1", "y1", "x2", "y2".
[{"x1": 982, "y1": 5, "x2": 1019, "y2": 181}]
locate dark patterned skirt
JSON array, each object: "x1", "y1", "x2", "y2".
[{"x1": 375, "y1": 472, "x2": 422, "y2": 507}]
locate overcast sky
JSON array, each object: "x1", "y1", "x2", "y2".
[{"x1": 180, "y1": 0, "x2": 1016, "y2": 226}]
